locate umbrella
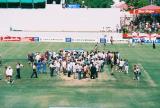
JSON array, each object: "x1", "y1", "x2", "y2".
[{"x1": 130, "y1": 5, "x2": 160, "y2": 14}]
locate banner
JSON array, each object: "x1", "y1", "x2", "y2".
[
  {"x1": 39, "y1": 37, "x2": 63, "y2": 42},
  {"x1": 123, "y1": 33, "x2": 160, "y2": 39},
  {"x1": 67, "y1": 4, "x2": 81, "y2": 8},
  {"x1": 21, "y1": 37, "x2": 34, "y2": 42},
  {"x1": 132, "y1": 38, "x2": 160, "y2": 43},
  {"x1": 71, "y1": 38, "x2": 97, "y2": 43},
  {"x1": 65, "y1": 38, "x2": 72, "y2": 42},
  {"x1": 0, "y1": 36, "x2": 38, "y2": 42},
  {"x1": 33, "y1": 37, "x2": 39, "y2": 42},
  {"x1": 0, "y1": 36, "x2": 21, "y2": 42},
  {"x1": 100, "y1": 38, "x2": 106, "y2": 43}
]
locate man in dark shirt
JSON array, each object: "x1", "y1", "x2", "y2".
[
  {"x1": 31, "y1": 63, "x2": 38, "y2": 78},
  {"x1": 90, "y1": 63, "x2": 96, "y2": 79},
  {"x1": 153, "y1": 41, "x2": 156, "y2": 49}
]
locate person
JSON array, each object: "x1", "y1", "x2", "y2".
[
  {"x1": 135, "y1": 65, "x2": 141, "y2": 80},
  {"x1": 110, "y1": 57, "x2": 114, "y2": 75},
  {"x1": 124, "y1": 59, "x2": 129, "y2": 74},
  {"x1": 62, "y1": 59, "x2": 67, "y2": 75},
  {"x1": 27, "y1": 53, "x2": 34, "y2": 65},
  {"x1": 66, "y1": 62, "x2": 72, "y2": 77},
  {"x1": 42, "y1": 59, "x2": 47, "y2": 74},
  {"x1": 128, "y1": 38, "x2": 132, "y2": 47},
  {"x1": 31, "y1": 63, "x2": 38, "y2": 78},
  {"x1": 95, "y1": 63, "x2": 99, "y2": 78},
  {"x1": 119, "y1": 59, "x2": 124, "y2": 72},
  {"x1": 140, "y1": 38, "x2": 144, "y2": 45},
  {"x1": 133, "y1": 65, "x2": 137, "y2": 80},
  {"x1": 133, "y1": 64, "x2": 141, "y2": 80},
  {"x1": 153, "y1": 41, "x2": 156, "y2": 49},
  {"x1": 55, "y1": 60, "x2": 60, "y2": 75},
  {"x1": 6, "y1": 66, "x2": 13, "y2": 83},
  {"x1": 0, "y1": 55, "x2": 2, "y2": 66},
  {"x1": 37, "y1": 60, "x2": 42, "y2": 74},
  {"x1": 90, "y1": 63, "x2": 96, "y2": 79},
  {"x1": 83, "y1": 64, "x2": 88, "y2": 78},
  {"x1": 16, "y1": 62, "x2": 24, "y2": 79},
  {"x1": 132, "y1": 38, "x2": 136, "y2": 47},
  {"x1": 77, "y1": 63, "x2": 82, "y2": 80},
  {"x1": 49, "y1": 62, "x2": 56, "y2": 77},
  {"x1": 110, "y1": 36, "x2": 113, "y2": 45},
  {"x1": 73, "y1": 63, "x2": 78, "y2": 79}
]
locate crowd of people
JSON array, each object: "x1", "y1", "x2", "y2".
[
  {"x1": 122, "y1": 15, "x2": 160, "y2": 34},
  {"x1": 27, "y1": 49, "x2": 107, "y2": 80},
  {"x1": 0, "y1": 44, "x2": 142, "y2": 84},
  {"x1": 26, "y1": 46, "x2": 136, "y2": 80}
]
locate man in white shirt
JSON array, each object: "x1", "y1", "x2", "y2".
[
  {"x1": 67, "y1": 62, "x2": 72, "y2": 77},
  {"x1": 6, "y1": 66, "x2": 13, "y2": 83},
  {"x1": 119, "y1": 59, "x2": 124, "y2": 72},
  {"x1": 16, "y1": 62, "x2": 24, "y2": 79}
]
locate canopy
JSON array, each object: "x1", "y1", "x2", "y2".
[{"x1": 130, "y1": 5, "x2": 160, "y2": 14}]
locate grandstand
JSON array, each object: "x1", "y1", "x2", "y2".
[{"x1": 0, "y1": 4, "x2": 123, "y2": 42}]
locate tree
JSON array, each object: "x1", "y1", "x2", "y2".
[
  {"x1": 65, "y1": 0, "x2": 114, "y2": 8},
  {"x1": 123, "y1": 0, "x2": 150, "y2": 9},
  {"x1": 155, "y1": 0, "x2": 160, "y2": 6}
]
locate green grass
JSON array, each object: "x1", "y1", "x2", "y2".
[{"x1": 0, "y1": 42, "x2": 160, "y2": 108}]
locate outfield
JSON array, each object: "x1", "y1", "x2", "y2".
[{"x1": 0, "y1": 42, "x2": 160, "y2": 108}]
